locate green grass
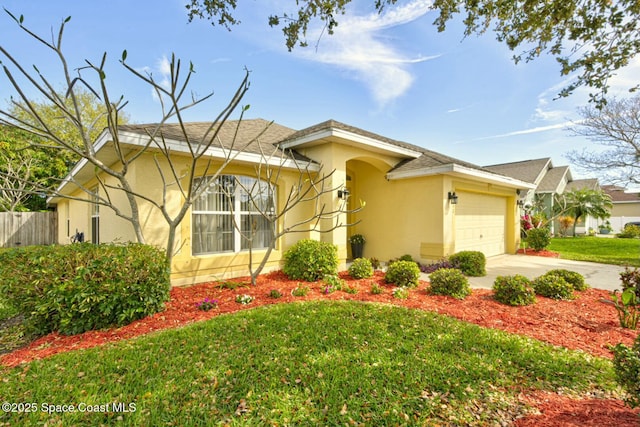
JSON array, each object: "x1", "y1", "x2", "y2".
[
  {"x1": 549, "y1": 236, "x2": 640, "y2": 267},
  {"x1": 0, "y1": 301, "x2": 618, "y2": 426}
]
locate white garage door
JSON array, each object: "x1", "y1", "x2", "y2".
[{"x1": 454, "y1": 192, "x2": 506, "y2": 257}]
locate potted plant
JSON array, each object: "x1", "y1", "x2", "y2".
[
  {"x1": 349, "y1": 234, "x2": 365, "y2": 259},
  {"x1": 599, "y1": 220, "x2": 613, "y2": 235}
]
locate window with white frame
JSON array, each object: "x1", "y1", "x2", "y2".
[{"x1": 192, "y1": 175, "x2": 276, "y2": 255}]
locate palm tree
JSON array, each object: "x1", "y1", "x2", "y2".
[{"x1": 558, "y1": 188, "x2": 613, "y2": 236}]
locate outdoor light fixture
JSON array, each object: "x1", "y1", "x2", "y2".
[
  {"x1": 338, "y1": 189, "x2": 350, "y2": 200},
  {"x1": 517, "y1": 199, "x2": 525, "y2": 207},
  {"x1": 448, "y1": 191, "x2": 458, "y2": 205}
]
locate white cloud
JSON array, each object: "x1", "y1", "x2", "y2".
[
  {"x1": 157, "y1": 54, "x2": 171, "y2": 89},
  {"x1": 296, "y1": 0, "x2": 437, "y2": 106},
  {"x1": 457, "y1": 121, "x2": 575, "y2": 144}
]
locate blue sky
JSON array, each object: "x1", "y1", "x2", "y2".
[{"x1": 1, "y1": 0, "x2": 639, "y2": 179}]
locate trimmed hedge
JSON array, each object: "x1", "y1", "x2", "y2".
[
  {"x1": 283, "y1": 239, "x2": 339, "y2": 281},
  {"x1": 385, "y1": 260, "x2": 421, "y2": 288},
  {"x1": 532, "y1": 274, "x2": 574, "y2": 300},
  {"x1": 526, "y1": 227, "x2": 551, "y2": 251},
  {"x1": 429, "y1": 268, "x2": 471, "y2": 299},
  {"x1": 348, "y1": 258, "x2": 374, "y2": 279},
  {"x1": 544, "y1": 269, "x2": 588, "y2": 291},
  {"x1": 0, "y1": 243, "x2": 170, "y2": 335},
  {"x1": 493, "y1": 275, "x2": 536, "y2": 306},
  {"x1": 449, "y1": 251, "x2": 486, "y2": 277}
]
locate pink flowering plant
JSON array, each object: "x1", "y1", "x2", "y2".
[{"x1": 196, "y1": 297, "x2": 218, "y2": 311}]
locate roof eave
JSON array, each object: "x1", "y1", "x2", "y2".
[
  {"x1": 386, "y1": 164, "x2": 536, "y2": 190},
  {"x1": 279, "y1": 127, "x2": 423, "y2": 159}
]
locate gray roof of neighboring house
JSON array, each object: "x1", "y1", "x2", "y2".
[
  {"x1": 484, "y1": 158, "x2": 551, "y2": 184},
  {"x1": 602, "y1": 185, "x2": 640, "y2": 202},
  {"x1": 537, "y1": 165, "x2": 571, "y2": 193},
  {"x1": 118, "y1": 119, "x2": 310, "y2": 161},
  {"x1": 565, "y1": 178, "x2": 600, "y2": 191}
]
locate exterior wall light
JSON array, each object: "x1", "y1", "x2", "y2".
[
  {"x1": 338, "y1": 189, "x2": 350, "y2": 200},
  {"x1": 448, "y1": 191, "x2": 458, "y2": 204}
]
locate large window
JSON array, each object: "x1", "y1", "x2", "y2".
[{"x1": 192, "y1": 175, "x2": 276, "y2": 255}]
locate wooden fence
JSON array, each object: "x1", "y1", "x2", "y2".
[{"x1": 0, "y1": 211, "x2": 57, "y2": 248}]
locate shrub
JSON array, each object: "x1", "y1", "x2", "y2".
[
  {"x1": 544, "y1": 269, "x2": 588, "y2": 291},
  {"x1": 369, "y1": 257, "x2": 381, "y2": 270},
  {"x1": 384, "y1": 260, "x2": 421, "y2": 288},
  {"x1": 618, "y1": 224, "x2": 640, "y2": 239},
  {"x1": 526, "y1": 227, "x2": 551, "y2": 251},
  {"x1": 493, "y1": 275, "x2": 536, "y2": 306},
  {"x1": 348, "y1": 258, "x2": 374, "y2": 279},
  {"x1": 392, "y1": 287, "x2": 409, "y2": 299},
  {"x1": 370, "y1": 283, "x2": 384, "y2": 295},
  {"x1": 429, "y1": 268, "x2": 471, "y2": 299},
  {"x1": 0, "y1": 243, "x2": 170, "y2": 335},
  {"x1": 448, "y1": 251, "x2": 486, "y2": 277},
  {"x1": 612, "y1": 335, "x2": 640, "y2": 409},
  {"x1": 283, "y1": 239, "x2": 339, "y2": 281},
  {"x1": 399, "y1": 254, "x2": 415, "y2": 263},
  {"x1": 323, "y1": 273, "x2": 345, "y2": 290},
  {"x1": 531, "y1": 274, "x2": 574, "y2": 300},
  {"x1": 620, "y1": 267, "x2": 640, "y2": 300},
  {"x1": 291, "y1": 285, "x2": 310, "y2": 297},
  {"x1": 268, "y1": 289, "x2": 283, "y2": 299}
]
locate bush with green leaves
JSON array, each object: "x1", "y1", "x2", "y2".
[
  {"x1": 526, "y1": 227, "x2": 552, "y2": 251},
  {"x1": 384, "y1": 260, "x2": 421, "y2": 288},
  {"x1": 449, "y1": 251, "x2": 486, "y2": 277},
  {"x1": 618, "y1": 224, "x2": 640, "y2": 239},
  {"x1": 429, "y1": 268, "x2": 471, "y2": 299},
  {"x1": 544, "y1": 269, "x2": 588, "y2": 291},
  {"x1": 493, "y1": 275, "x2": 536, "y2": 306},
  {"x1": 531, "y1": 274, "x2": 574, "y2": 300},
  {"x1": 348, "y1": 257, "x2": 374, "y2": 279},
  {"x1": 283, "y1": 239, "x2": 338, "y2": 281},
  {"x1": 612, "y1": 335, "x2": 640, "y2": 409},
  {"x1": 0, "y1": 243, "x2": 170, "y2": 335}
]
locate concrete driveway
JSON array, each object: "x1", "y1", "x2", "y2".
[{"x1": 459, "y1": 254, "x2": 628, "y2": 291}]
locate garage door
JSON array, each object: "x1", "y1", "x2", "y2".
[{"x1": 454, "y1": 192, "x2": 506, "y2": 257}]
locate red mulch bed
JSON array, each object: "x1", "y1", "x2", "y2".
[
  {"x1": 516, "y1": 248, "x2": 561, "y2": 258},
  {"x1": 2, "y1": 270, "x2": 639, "y2": 426}
]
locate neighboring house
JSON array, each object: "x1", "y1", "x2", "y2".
[
  {"x1": 601, "y1": 185, "x2": 640, "y2": 232},
  {"x1": 49, "y1": 119, "x2": 533, "y2": 285},
  {"x1": 485, "y1": 158, "x2": 602, "y2": 234}
]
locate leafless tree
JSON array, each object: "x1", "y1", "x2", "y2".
[
  {"x1": 567, "y1": 95, "x2": 640, "y2": 186},
  {"x1": 0, "y1": 151, "x2": 39, "y2": 212},
  {"x1": 0, "y1": 11, "x2": 364, "y2": 275},
  {"x1": 0, "y1": 11, "x2": 258, "y2": 263}
]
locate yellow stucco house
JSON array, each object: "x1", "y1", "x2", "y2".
[{"x1": 50, "y1": 119, "x2": 534, "y2": 286}]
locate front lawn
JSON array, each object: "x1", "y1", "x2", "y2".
[
  {"x1": 549, "y1": 236, "x2": 640, "y2": 267},
  {"x1": 0, "y1": 301, "x2": 618, "y2": 426}
]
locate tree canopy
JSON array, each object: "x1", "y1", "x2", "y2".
[
  {"x1": 186, "y1": 0, "x2": 640, "y2": 105},
  {"x1": 568, "y1": 95, "x2": 640, "y2": 186}
]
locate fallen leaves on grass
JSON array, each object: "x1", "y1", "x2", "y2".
[{"x1": 1, "y1": 270, "x2": 639, "y2": 426}]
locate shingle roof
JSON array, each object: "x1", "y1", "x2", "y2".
[
  {"x1": 484, "y1": 158, "x2": 552, "y2": 184},
  {"x1": 565, "y1": 178, "x2": 600, "y2": 191},
  {"x1": 118, "y1": 119, "x2": 306, "y2": 160},
  {"x1": 602, "y1": 185, "x2": 640, "y2": 202},
  {"x1": 282, "y1": 119, "x2": 487, "y2": 173},
  {"x1": 537, "y1": 166, "x2": 571, "y2": 193}
]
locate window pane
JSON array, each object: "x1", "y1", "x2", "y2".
[
  {"x1": 240, "y1": 214, "x2": 273, "y2": 250},
  {"x1": 194, "y1": 176, "x2": 234, "y2": 212},
  {"x1": 192, "y1": 214, "x2": 234, "y2": 254}
]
